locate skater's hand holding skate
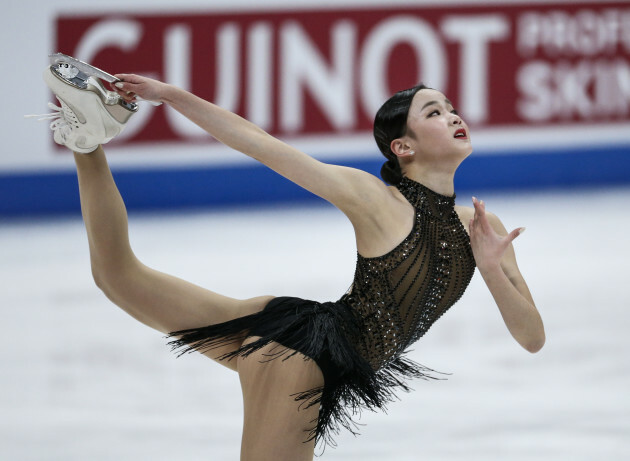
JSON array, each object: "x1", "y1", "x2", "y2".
[{"x1": 112, "y1": 74, "x2": 169, "y2": 105}]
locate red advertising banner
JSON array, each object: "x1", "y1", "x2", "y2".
[{"x1": 55, "y1": 3, "x2": 630, "y2": 145}]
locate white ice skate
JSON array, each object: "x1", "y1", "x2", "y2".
[{"x1": 29, "y1": 53, "x2": 140, "y2": 153}]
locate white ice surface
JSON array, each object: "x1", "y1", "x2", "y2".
[{"x1": 1, "y1": 188, "x2": 629, "y2": 460}]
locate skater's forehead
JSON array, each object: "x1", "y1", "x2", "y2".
[{"x1": 411, "y1": 89, "x2": 453, "y2": 111}]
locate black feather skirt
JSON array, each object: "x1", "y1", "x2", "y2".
[{"x1": 167, "y1": 296, "x2": 438, "y2": 449}]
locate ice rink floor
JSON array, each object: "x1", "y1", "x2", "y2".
[{"x1": 1, "y1": 187, "x2": 629, "y2": 460}]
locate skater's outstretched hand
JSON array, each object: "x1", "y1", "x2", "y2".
[
  {"x1": 112, "y1": 74, "x2": 170, "y2": 104},
  {"x1": 468, "y1": 197, "x2": 524, "y2": 274}
]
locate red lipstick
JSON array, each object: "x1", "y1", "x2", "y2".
[{"x1": 454, "y1": 128, "x2": 467, "y2": 139}]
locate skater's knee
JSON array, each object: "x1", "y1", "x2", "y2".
[
  {"x1": 89, "y1": 257, "x2": 140, "y2": 304},
  {"x1": 91, "y1": 267, "x2": 125, "y2": 305},
  {"x1": 91, "y1": 263, "x2": 107, "y2": 291},
  {"x1": 90, "y1": 261, "x2": 124, "y2": 294}
]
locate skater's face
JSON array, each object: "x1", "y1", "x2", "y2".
[{"x1": 402, "y1": 89, "x2": 472, "y2": 161}]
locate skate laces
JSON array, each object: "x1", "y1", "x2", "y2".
[{"x1": 25, "y1": 101, "x2": 80, "y2": 141}]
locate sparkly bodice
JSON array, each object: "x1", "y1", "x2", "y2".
[{"x1": 339, "y1": 177, "x2": 476, "y2": 370}]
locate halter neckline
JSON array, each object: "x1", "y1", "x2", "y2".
[{"x1": 397, "y1": 176, "x2": 456, "y2": 219}]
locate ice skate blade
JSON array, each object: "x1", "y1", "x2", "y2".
[
  {"x1": 49, "y1": 53, "x2": 162, "y2": 107},
  {"x1": 50, "y1": 53, "x2": 119, "y2": 83}
]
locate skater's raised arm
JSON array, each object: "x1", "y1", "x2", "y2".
[
  {"x1": 113, "y1": 74, "x2": 390, "y2": 217},
  {"x1": 466, "y1": 198, "x2": 545, "y2": 353}
]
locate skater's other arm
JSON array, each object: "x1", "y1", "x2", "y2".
[
  {"x1": 113, "y1": 75, "x2": 390, "y2": 218},
  {"x1": 466, "y1": 198, "x2": 545, "y2": 353}
]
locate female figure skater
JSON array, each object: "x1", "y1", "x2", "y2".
[{"x1": 42, "y1": 68, "x2": 544, "y2": 460}]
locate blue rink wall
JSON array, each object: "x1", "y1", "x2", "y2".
[{"x1": 1, "y1": 144, "x2": 629, "y2": 218}]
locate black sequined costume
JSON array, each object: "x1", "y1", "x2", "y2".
[{"x1": 168, "y1": 177, "x2": 476, "y2": 447}]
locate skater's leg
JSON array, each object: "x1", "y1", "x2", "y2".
[
  {"x1": 237, "y1": 338, "x2": 324, "y2": 461},
  {"x1": 75, "y1": 146, "x2": 272, "y2": 369}
]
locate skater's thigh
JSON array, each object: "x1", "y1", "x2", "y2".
[
  {"x1": 237, "y1": 338, "x2": 324, "y2": 461},
  {"x1": 101, "y1": 262, "x2": 274, "y2": 363}
]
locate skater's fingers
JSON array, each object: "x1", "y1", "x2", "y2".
[
  {"x1": 113, "y1": 81, "x2": 139, "y2": 98},
  {"x1": 113, "y1": 81, "x2": 133, "y2": 96},
  {"x1": 114, "y1": 75, "x2": 149, "y2": 93},
  {"x1": 112, "y1": 74, "x2": 164, "y2": 105},
  {"x1": 113, "y1": 80, "x2": 140, "y2": 92},
  {"x1": 113, "y1": 73, "x2": 143, "y2": 83},
  {"x1": 111, "y1": 82, "x2": 137, "y2": 102},
  {"x1": 108, "y1": 80, "x2": 124, "y2": 92}
]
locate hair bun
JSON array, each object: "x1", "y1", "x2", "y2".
[{"x1": 380, "y1": 159, "x2": 402, "y2": 185}]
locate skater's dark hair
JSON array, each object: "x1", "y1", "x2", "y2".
[{"x1": 374, "y1": 84, "x2": 429, "y2": 185}]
